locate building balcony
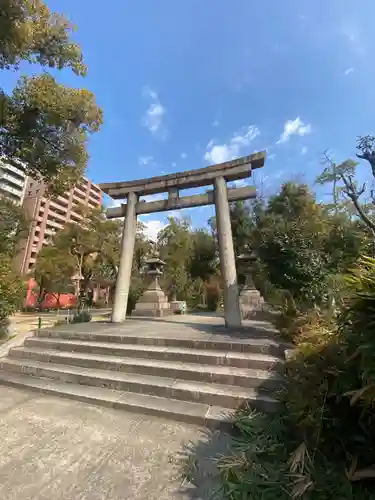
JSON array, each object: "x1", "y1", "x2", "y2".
[
  {"x1": 73, "y1": 195, "x2": 86, "y2": 206},
  {"x1": 0, "y1": 162, "x2": 26, "y2": 180},
  {"x1": 0, "y1": 173, "x2": 24, "y2": 190},
  {"x1": 44, "y1": 227, "x2": 56, "y2": 237},
  {"x1": 0, "y1": 182, "x2": 23, "y2": 200},
  {"x1": 56, "y1": 195, "x2": 70, "y2": 208},
  {"x1": 46, "y1": 218, "x2": 63, "y2": 230},
  {"x1": 49, "y1": 208, "x2": 67, "y2": 223}
]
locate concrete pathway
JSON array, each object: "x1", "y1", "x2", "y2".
[
  {"x1": 9, "y1": 309, "x2": 112, "y2": 335},
  {"x1": 0, "y1": 385, "x2": 231, "y2": 500},
  {"x1": 0, "y1": 314, "x2": 280, "y2": 499}
]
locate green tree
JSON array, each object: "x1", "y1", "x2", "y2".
[
  {"x1": 0, "y1": 0, "x2": 103, "y2": 193},
  {"x1": 187, "y1": 229, "x2": 218, "y2": 307},
  {"x1": 230, "y1": 201, "x2": 252, "y2": 256},
  {"x1": 252, "y1": 182, "x2": 362, "y2": 307},
  {"x1": 188, "y1": 230, "x2": 217, "y2": 282},
  {"x1": 52, "y1": 208, "x2": 121, "y2": 310},
  {"x1": 158, "y1": 216, "x2": 192, "y2": 300},
  {"x1": 316, "y1": 143, "x2": 375, "y2": 238},
  {"x1": 33, "y1": 246, "x2": 76, "y2": 308},
  {"x1": 356, "y1": 134, "x2": 375, "y2": 178},
  {"x1": 0, "y1": 257, "x2": 24, "y2": 336},
  {"x1": 0, "y1": 195, "x2": 27, "y2": 329},
  {"x1": 0, "y1": 195, "x2": 28, "y2": 255}
]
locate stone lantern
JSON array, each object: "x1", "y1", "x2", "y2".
[
  {"x1": 132, "y1": 257, "x2": 172, "y2": 317},
  {"x1": 237, "y1": 249, "x2": 264, "y2": 319}
]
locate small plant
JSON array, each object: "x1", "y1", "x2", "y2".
[
  {"x1": 71, "y1": 311, "x2": 92, "y2": 323},
  {"x1": 0, "y1": 318, "x2": 11, "y2": 340},
  {"x1": 93, "y1": 298, "x2": 107, "y2": 309},
  {"x1": 205, "y1": 284, "x2": 220, "y2": 311}
]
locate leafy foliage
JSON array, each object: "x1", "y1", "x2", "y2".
[
  {"x1": 0, "y1": 0, "x2": 86, "y2": 73},
  {"x1": 188, "y1": 229, "x2": 217, "y2": 282},
  {"x1": 49, "y1": 208, "x2": 121, "y2": 309},
  {"x1": 0, "y1": 195, "x2": 28, "y2": 255},
  {"x1": 0, "y1": 256, "x2": 25, "y2": 323},
  {"x1": 157, "y1": 216, "x2": 219, "y2": 305},
  {"x1": 217, "y1": 409, "x2": 290, "y2": 499},
  {"x1": 218, "y1": 258, "x2": 375, "y2": 499},
  {"x1": 216, "y1": 160, "x2": 375, "y2": 498},
  {"x1": 230, "y1": 201, "x2": 252, "y2": 256},
  {"x1": 249, "y1": 182, "x2": 364, "y2": 309},
  {"x1": 71, "y1": 310, "x2": 92, "y2": 323},
  {"x1": 158, "y1": 216, "x2": 192, "y2": 300},
  {"x1": 3, "y1": 75, "x2": 103, "y2": 193},
  {"x1": 33, "y1": 245, "x2": 76, "y2": 306},
  {"x1": 0, "y1": 196, "x2": 26, "y2": 328},
  {"x1": 0, "y1": 0, "x2": 103, "y2": 192}
]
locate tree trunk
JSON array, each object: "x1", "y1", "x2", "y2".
[
  {"x1": 37, "y1": 278, "x2": 46, "y2": 312},
  {"x1": 56, "y1": 292, "x2": 61, "y2": 309}
]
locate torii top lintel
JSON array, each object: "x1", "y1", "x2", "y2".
[{"x1": 99, "y1": 151, "x2": 266, "y2": 200}]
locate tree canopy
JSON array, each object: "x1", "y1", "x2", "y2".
[
  {"x1": 0, "y1": 195, "x2": 28, "y2": 255},
  {"x1": 0, "y1": 0, "x2": 103, "y2": 193},
  {"x1": 0, "y1": 195, "x2": 26, "y2": 327}
]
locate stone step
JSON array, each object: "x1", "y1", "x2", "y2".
[
  {"x1": 0, "y1": 358, "x2": 279, "y2": 412},
  {"x1": 0, "y1": 371, "x2": 235, "y2": 427},
  {"x1": 9, "y1": 347, "x2": 281, "y2": 390},
  {"x1": 36, "y1": 329, "x2": 285, "y2": 357},
  {"x1": 25, "y1": 337, "x2": 282, "y2": 370}
]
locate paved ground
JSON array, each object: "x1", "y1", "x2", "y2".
[
  {"x1": 8, "y1": 310, "x2": 112, "y2": 336},
  {"x1": 0, "y1": 385, "x2": 231, "y2": 500},
  {"x1": 41, "y1": 312, "x2": 279, "y2": 340},
  {"x1": 0, "y1": 314, "x2": 279, "y2": 499}
]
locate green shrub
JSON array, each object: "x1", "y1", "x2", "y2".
[
  {"x1": 205, "y1": 284, "x2": 220, "y2": 311},
  {"x1": 0, "y1": 258, "x2": 25, "y2": 324},
  {"x1": 218, "y1": 256, "x2": 375, "y2": 499},
  {"x1": 185, "y1": 289, "x2": 201, "y2": 310},
  {"x1": 93, "y1": 298, "x2": 107, "y2": 309},
  {"x1": 192, "y1": 304, "x2": 209, "y2": 311},
  {"x1": 218, "y1": 407, "x2": 369, "y2": 500},
  {"x1": 126, "y1": 282, "x2": 149, "y2": 315},
  {"x1": 217, "y1": 409, "x2": 290, "y2": 499},
  {"x1": 71, "y1": 311, "x2": 92, "y2": 323}
]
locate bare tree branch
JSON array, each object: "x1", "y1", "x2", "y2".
[{"x1": 339, "y1": 173, "x2": 375, "y2": 233}]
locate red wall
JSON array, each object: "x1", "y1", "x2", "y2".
[{"x1": 25, "y1": 279, "x2": 77, "y2": 309}]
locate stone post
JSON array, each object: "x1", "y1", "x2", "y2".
[
  {"x1": 214, "y1": 176, "x2": 242, "y2": 327},
  {"x1": 111, "y1": 191, "x2": 137, "y2": 323},
  {"x1": 237, "y1": 252, "x2": 264, "y2": 319}
]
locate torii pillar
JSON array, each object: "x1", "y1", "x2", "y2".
[{"x1": 100, "y1": 151, "x2": 266, "y2": 327}]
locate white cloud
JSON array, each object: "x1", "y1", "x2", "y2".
[
  {"x1": 141, "y1": 219, "x2": 166, "y2": 241},
  {"x1": 180, "y1": 152, "x2": 187, "y2": 159},
  {"x1": 232, "y1": 179, "x2": 248, "y2": 188},
  {"x1": 277, "y1": 117, "x2": 311, "y2": 144},
  {"x1": 171, "y1": 161, "x2": 177, "y2": 168},
  {"x1": 104, "y1": 196, "x2": 119, "y2": 209},
  {"x1": 205, "y1": 145, "x2": 230, "y2": 164},
  {"x1": 142, "y1": 87, "x2": 166, "y2": 136},
  {"x1": 341, "y1": 24, "x2": 366, "y2": 58},
  {"x1": 344, "y1": 67, "x2": 354, "y2": 76},
  {"x1": 301, "y1": 146, "x2": 308, "y2": 155},
  {"x1": 212, "y1": 119, "x2": 220, "y2": 127},
  {"x1": 138, "y1": 156, "x2": 153, "y2": 166},
  {"x1": 204, "y1": 125, "x2": 260, "y2": 164}
]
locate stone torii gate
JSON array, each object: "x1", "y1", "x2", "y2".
[{"x1": 99, "y1": 151, "x2": 266, "y2": 327}]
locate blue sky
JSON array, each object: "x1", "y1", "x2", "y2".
[{"x1": 5, "y1": 1, "x2": 375, "y2": 239}]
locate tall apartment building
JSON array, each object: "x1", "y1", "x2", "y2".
[
  {"x1": 0, "y1": 157, "x2": 27, "y2": 204},
  {"x1": 17, "y1": 177, "x2": 103, "y2": 275}
]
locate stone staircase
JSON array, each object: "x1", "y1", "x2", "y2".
[{"x1": 0, "y1": 325, "x2": 285, "y2": 427}]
